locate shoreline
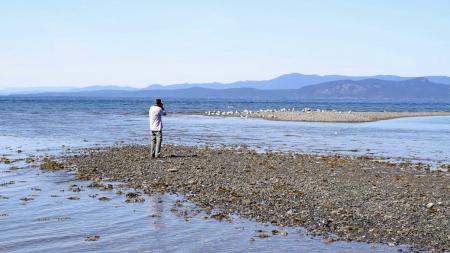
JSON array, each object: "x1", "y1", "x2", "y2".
[
  {"x1": 61, "y1": 144, "x2": 450, "y2": 251},
  {"x1": 181, "y1": 111, "x2": 450, "y2": 123}
]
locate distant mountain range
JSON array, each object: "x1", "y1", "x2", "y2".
[
  {"x1": 298, "y1": 77, "x2": 450, "y2": 100},
  {"x1": 145, "y1": 73, "x2": 450, "y2": 90},
  {"x1": 0, "y1": 85, "x2": 138, "y2": 95},
  {"x1": 2, "y1": 73, "x2": 450, "y2": 101}
]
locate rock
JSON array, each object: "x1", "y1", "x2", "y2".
[
  {"x1": 98, "y1": 197, "x2": 111, "y2": 201},
  {"x1": 9, "y1": 166, "x2": 19, "y2": 171},
  {"x1": 88, "y1": 182, "x2": 113, "y2": 190},
  {"x1": 210, "y1": 212, "x2": 230, "y2": 221},
  {"x1": 70, "y1": 186, "x2": 82, "y2": 192},
  {"x1": 125, "y1": 192, "x2": 145, "y2": 203},
  {"x1": 85, "y1": 235, "x2": 100, "y2": 241},
  {"x1": 126, "y1": 192, "x2": 140, "y2": 198},
  {"x1": 25, "y1": 157, "x2": 35, "y2": 163},
  {"x1": 286, "y1": 210, "x2": 297, "y2": 215},
  {"x1": 426, "y1": 202, "x2": 434, "y2": 209},
  {"x1": 0, "y1": 181, "x2": 15, "y2": 187},
  {"x1": 323, "y1": 237, "x2": 336, "y2": 243},
  {"x1": 271, "y1": 229, "x2": 288, "y2": 236},
  {"x1": 0, "y1": 158, "x2": 12, "y2": 164},
  {"x1": 125, "y1": 196, "x2": 145, "y2": 203},
  {"x1": 255, "y1": 233, "x2": 271, "y2": 239},
  {"x1": 40, "y1": 158, "x2": 64, "y2": 170}
]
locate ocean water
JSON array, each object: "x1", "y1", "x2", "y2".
[
  {"x1": 1, "y1": 96, "x2": 448, "y2": 252},
  {"x1": 1, "y1": 97, "x2": 449, "y2": 164}
]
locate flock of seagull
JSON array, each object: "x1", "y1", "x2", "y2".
[{"x1": 204, "y1": 107, "x2": 351, "y2": 116}]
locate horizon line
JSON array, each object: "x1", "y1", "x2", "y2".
[{"x1": 1, "y1": 72, "x2": 449, "y2": 91}]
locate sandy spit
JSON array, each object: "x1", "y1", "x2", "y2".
[{"x1": 198, "y1": 111, "x2": 450, "y2": 122}]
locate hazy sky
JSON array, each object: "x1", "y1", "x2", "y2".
[{"x1": 1, "y1": 0, "x2": 449, "y2": 88}]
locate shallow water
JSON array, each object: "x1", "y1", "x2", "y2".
[
  {"x1": 1, "y1": 97, "x2": 449, "y2": 164},
  {"x1": 0, "y1": 151, "x2": 407, "y2": 253},
  {"x1": 1, "y1": 110, "x2": 449, "y2": 165},
  {"x1": 165, "y1": 115, "x2": 450, "y2": 165},
  {"x1": 1, "y1": 98, "x2": 448, "y2": 252}
]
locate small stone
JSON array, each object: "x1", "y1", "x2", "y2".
[
  {"x1": 85, "y1": 235, "x2": 100, "y2": 241},
  {"x1": 70, "y1": 186, "x2": 82, "y2": 192},
  {"x1": 210, "y1": 212, "x2": 229, "y2": 221},
  {"x1": 40, "y1": 158, "x2": 64, "y2": 170},
  {"x1": 132, "y1": 196, "x2": 145, "y2": 203},
  {"x1": 9, "y1": 166, "x2": 19, "y2": 171},
  {"x1": 88, "y1": 182, "x2": 113, "y2": 190},
  {"x1": 323, "y1": 237, "x2": 336, "y2": 243},
  {"x1": 426, "y1": 202, "x2": 434, "y2": 209},
  {"x1": 25, "y1": 157, "x2": 35, "y2": 163},
  {"x1": 271, "y1": 229, "x2": 288, "y2": 236},
  {"x1": 126, "y1": 192, "x2": 140, "y2": 198},
  {"x1": 255, "y1": 233, "x2": 271, "y2": 239},
  {"x1": 125, "y1": 192, "x2": 145, "y2": 203}
]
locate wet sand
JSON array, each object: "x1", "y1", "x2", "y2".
[
  {"x1": 62, "y1": 145, "x2": 450, "y2": 251},
  {"x1": 200, "y1": 111, "x2": 450, "y2": 122}
]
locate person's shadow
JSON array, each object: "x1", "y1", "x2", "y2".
[{"x1": 161, "y1": 154, "x2": 199, "y2": 158}]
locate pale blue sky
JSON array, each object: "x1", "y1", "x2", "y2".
[{"x1": 1, "y1": 0, "x2": 449, "y2": 88}]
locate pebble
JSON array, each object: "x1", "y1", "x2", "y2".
[
  {"x1": 40, "y1": 158, "x2": 64, "y2": 170},
  {"x1": 85, "y1": 235, "x2": 100, "y2": 241}
]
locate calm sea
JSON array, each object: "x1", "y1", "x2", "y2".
[{"x1": 1, "y1": 96, "x2": 448, "y2": 252}]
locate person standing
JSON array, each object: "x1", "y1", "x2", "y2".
[{"x1": 149, "y1": 98, "x2": 166, "y2": 158}]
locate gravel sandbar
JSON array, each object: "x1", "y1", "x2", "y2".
[
  {"x1": 64, "y1": 145, "x2": 450, "y2": 251},
  {"x1": 202, "y1": 111, "x2": 450, "y2": 122}
]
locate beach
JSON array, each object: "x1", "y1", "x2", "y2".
[
  {"x1": 201, "y1": 110, "x2": 450, "y2": 122},
  {"x1": 2, "y1": 98, "x2": 450, "y2": 252},
  {"x1": 62, "y1": 144, "x2": 450, "y2": 251}
]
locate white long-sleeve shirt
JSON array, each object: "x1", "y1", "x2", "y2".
[{"x1": 149, "y1": 105, "x2": 166, "y2": 131}]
